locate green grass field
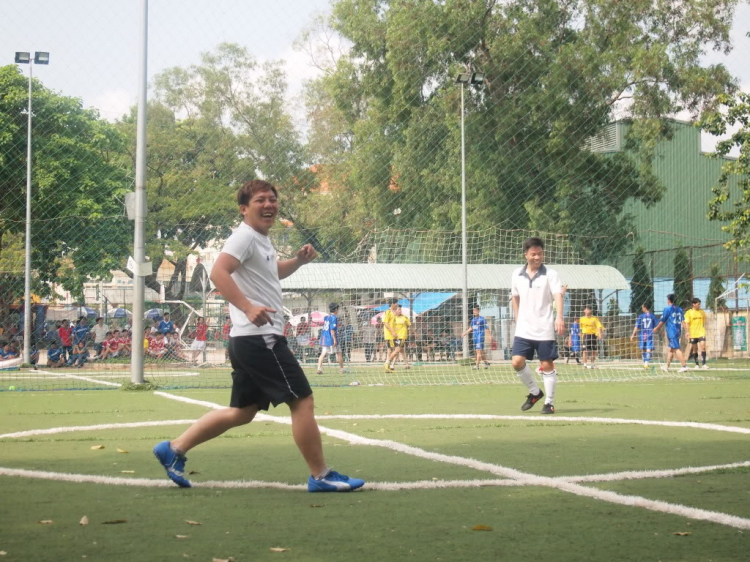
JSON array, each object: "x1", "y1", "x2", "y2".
[{"x1": 1, "y1": 370, "x2": 748, "y2": 561}]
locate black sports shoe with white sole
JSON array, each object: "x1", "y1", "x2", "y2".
[{"x1": 541, "y1": 403, "x2": 555, "y2": 415}]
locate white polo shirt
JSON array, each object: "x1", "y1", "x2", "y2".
[
  {"x1": 510, "y1": 264, "x2": 563, "y2": 341},
  {"x1": 220, "y1": 222, "x2": 284, "y2": 337}
]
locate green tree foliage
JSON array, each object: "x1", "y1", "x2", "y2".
[
  {"x1": 116, "y1": 43, "x2": 323, "y2": 303},
  {"x1": 0, "y1": 65, "x2": 131, "y2": 303},
  {"x1": 706, "y1": 264, "x2": 727, "y2": 311},
  {"x1": 629, "y1": 247, "x2": 653, "y2": 313},
  {"x1": 699, "y1": 88, "x2": 750, "y2": 256},
  {"x1": 672, "y1": 247, "x2": 693, "y2": 309},
  {"x1": 299, "y1": 0, "x2": 738, "y2": 263}
]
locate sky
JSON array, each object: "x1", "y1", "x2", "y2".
[{"x1": 1, "y1": 0, "x2": 749, "y2": 151}]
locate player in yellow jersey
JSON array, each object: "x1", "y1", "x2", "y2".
[
  {"x1": 579, "y1": 305, "x2": 604, "y2": 369},
  {"x1": 382, "y1": 298, "x2": 399, "y2": 372},
  {"x1": 684, "y1": 297, "x2": 708, "y2": 369},
  {"x1": 391, "y1": 306, "x2": 412, "y2": 370}
]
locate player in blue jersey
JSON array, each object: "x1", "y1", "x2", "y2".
[
  {"x1": 316, "y1": 303, "x2": 345, "y2": 374},
  {"x1": 158, "y1": 312, "x2": 175, "y2": 335},
  {"x1": 73, "y1": 316, "x2": 91, "y2": 346},
  {"x1": 565, "y1": 319, "x2": 582, "y2": 364},
  {"x1": 461, "y1": 306, "x2": 491, "y2": 369},
  {"x1": 630, "y1": 303, "x2": 658, "y2": 369},
  {"x1": 653, "y1": 294, "x2": 689, "y2": 373}
]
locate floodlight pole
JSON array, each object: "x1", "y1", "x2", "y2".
[
  {"x1": 22, "y1": 60, "x2": 33, "y2": 365},
  {"x1": 460, "y1": 81, "x2": 469, "y2": 361},
  {"x1": 130, "y1": 0, "x2": 149, "y2": 384}
]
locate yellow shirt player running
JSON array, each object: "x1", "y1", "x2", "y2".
[
  {"x1": 579, "y1": 305, "x2": 604, "y2": 369},
  {"x1": 684, "y1": 297, "x2": 708, "y2": 369},
  {"x1": 382, "y1": 299, "x2": 399, "y2": 372}
]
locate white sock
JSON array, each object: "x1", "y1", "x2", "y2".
[
  {"x1": 515, "y1": 365, "x2": 540, "y2": 395},
  {"x1": 542, "y1": 370, "x2": 557, "y2": 404}
]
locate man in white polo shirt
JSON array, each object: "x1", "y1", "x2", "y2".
[{"x1": 510, "y1": 237, "x2": 565, "y2": 414}]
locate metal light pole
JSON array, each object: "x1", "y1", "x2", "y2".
[
  {"x1": 130, "y1": 0, "x2": 149, "y2": 384},
  {"x1": 15, "y1": 51, "x2": 49, "y2": 365},
  {"x1": 455, "y1": 72, "x2": 483, "y2": 361}
]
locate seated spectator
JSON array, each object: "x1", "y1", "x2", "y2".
[
  {"x1": 0, "y1": 342, "x2": 14, "y2": 360},
  {"x1": 148, "y1": 332, "x2": 167, "y2": 359},
  {"x1": 143, "y1": 327, "x2": 153, "y2": 353},
  {"x1": 94, "y1": 331, "x2": 112, "y2": 360},
  {"x1": 121, "y1": 330, "x2": 132, "y2": 356},
  {"x1": 46, "y1": 341, "x2": 66, "y2": 368},
  {"x1": 101, "y1": 330, "x2": 123, "y2": 360},
  {"x1": 164, "y1": 331, "x2": 184, "y2": 360},
  {"x1": 67, "y1": 341, "x2": 90, "y2": 368}
]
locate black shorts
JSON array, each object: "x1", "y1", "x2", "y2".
[
  {"x1": 387, "y1": 339, "x2": 404, "y2": 349},
  {"x1": 690, "y1": 337, "x2": 706, "y2": 344},
  {"x1": 228, "y1": 336, "x2": 312, "y2": 411},
  {"x1": 511, "y1": 337, "x2": 558, "y2": 361},
  {"x1": 582, "y1": 334, "x2": 598, "y2": 351}
]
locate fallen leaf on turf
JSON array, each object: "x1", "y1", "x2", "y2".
[
  {"x1": 188, "y1": 471, "x2": 200, "y2": 475},
  {"x1": 673, "y1": 532, "x2": 691, "y2": 536},
  {"x1": 80, "y1": 516, "x2": 89, "y2": 526},
  {"x1": 185, "y1": 520, "x2": 201, "y2": 525},
  {"x1": 116, "y1": 448, "x2": 129, "y2": 454},
  {"x1": 310, "y1": 504, "x2": 324, "y2": 508},
  {"x1": 472, "y1": 525, "x2": 493, "y2": 531},
  {"x1": 270, "y1": 548, "x2": 290, "y2": 552},
  {"x1": 120, "y1": 470, "x2": 135, "y2": 474},
  {"x1": 101, "y1": 520, "x2": 127, "y2": 525},
  {"x1": 37, "y1": 520, "x2": 53, "y2": 524},
  {"x1": 212, "y1": 558, "x2": 235, "y2": 562},
  {"x1": 0, "y1": 551, "x2": 6, "y2": 556},
  {"x1": 90, "y1": 445, "x2": 105, "y2": 450},
  {"x1": 175, "y1": 535, "x2": 189, "y2": 539}
]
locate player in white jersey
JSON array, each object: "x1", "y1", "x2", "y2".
[
  {"x1": 152, "y1": 180, "x2": 364, "y2": 493},
  {"x1": 510, "y1": 237, "x2": 565, "y2": 414}
]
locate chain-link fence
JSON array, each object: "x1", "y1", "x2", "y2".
[{"x1": 1, "y1": 0, "x2": 750, "y2": 390}]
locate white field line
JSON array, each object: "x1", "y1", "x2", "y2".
[
  {"x1": 312, "y1": 414, "x2": 750, "y2": 435},
  {"x1": 2, "y1": 390, "x2": 748, "y2": 529},
  {"x1": 33, "y1": 369, "x2": 122, "y2": 388},
  {"x1": 559, "y1": 461, "x2": 750, "y2": 483},
  {"x1": 0, "y1": 420, "x2": 198, "y2": 440},
  {"x1": 150, "y1": 391, "x2": 750, "y2": 530}
]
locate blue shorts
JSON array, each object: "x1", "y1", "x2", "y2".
[
  {"x1": 512, "y1": 337, "x2": 558, "y2": 362},
  {"x1": 666, "y1": 332, "x2": 681, "y2": 350},
  {"x1": 639, "y1": 336, "x2": 654, "y2": 351},
  {"x1": 473, "y1": 338, "x2": 485, "y2": 350},
  {"x1": 570, "y1": 340, "x2": 581, "y2": 353}
]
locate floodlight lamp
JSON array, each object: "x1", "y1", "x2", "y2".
[
  {"x1": 34, "y1": 52, "x2": 50, "y2": 65},
  {"x1": 15, "y1": 52, "x2": 31, "y2": 64},
  {"x1": 470, "y1": 73, "x2": 484, "y2": 84},
  {"x1": 456, "y1": 73, "x2": 472, "y2": 84}
]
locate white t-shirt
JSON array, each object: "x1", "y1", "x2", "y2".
[
  {"x1": 220, "y1": 222, "x2": 284, "y2": 337},
  {"x1": 92, "y1": 324, "x2": 109, "y2": 343},
  {"x1": 511, "y1": 264, "x2": 563, "y2": 341}
]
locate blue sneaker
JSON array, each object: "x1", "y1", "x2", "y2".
[
  {"x1": 153, "y1": 441, "x2": 191, "y2": 488},
  {"x1": 308, "y1": 470, "x2": 365, "y2": 492}
]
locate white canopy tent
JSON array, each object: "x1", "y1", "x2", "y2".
[{"x1": 280, "y1": 263, "x2": 629, "y2": 291}]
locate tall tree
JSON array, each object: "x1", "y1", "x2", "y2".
[
  {"x1": 629, "y1": 247, "x2": 653, "y2": 313},
  {"x1": 672, "y1": 247, "x2": 693, "y2": 309},
  {"x1": 299, "y1": 0, "x2": 738, "y2": 263},
  {"x1": 0, "y1": 65, "x2": 131, "y2": 307},
  {"x1": 699, "y1": 87, "x2": 750, "y2": 256}
]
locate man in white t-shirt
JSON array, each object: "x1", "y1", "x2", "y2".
[
  {"x1": 510, "y1": 237, "x2": 565, "y2": 414},
  {"x1": 153, "y1": 179, "x2": 364, "y2": 493},
  {"x1": 91, "y1": 317, "x2": 109, "y2": 357}
]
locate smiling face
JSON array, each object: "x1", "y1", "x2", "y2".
[
  {"x1": 524, "y1": 245, "x2": 544, "y2": 269},
  {"x1": 241, "y1": 187, "x2": 278, "y2": 235}
]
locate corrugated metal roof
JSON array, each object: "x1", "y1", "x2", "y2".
[{"x1": 280, "y1": 264, "x2": 629, "y2": 291}]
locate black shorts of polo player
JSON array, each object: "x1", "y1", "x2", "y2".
[
  {"x1": 511, "y1": 336, "x2": 558, "y2": 362},
  {"x1": 228, "y1": 335, "x2": 312, "y2": 411},
  {"x1": 582, "y1": 334, "x2": 598, "y2": 351}
]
